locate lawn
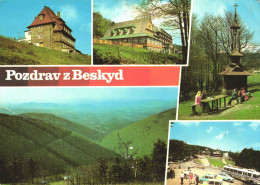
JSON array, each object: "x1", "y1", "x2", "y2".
[
  {"x1": 50, "y1": 181, "x2": 164, "y2": 185},
  {"x1": 205, "y1": 157, "x2": 226, "y2": 168},
  {"x1": 0, "y1": 36, "x2": 91, "y2": 65},
  {"x1": 93, "y1": 44, "x2": 182, "y2": 65},
  {"x1": 178, "y1": 73, "x2": 260, "y2": 120}
]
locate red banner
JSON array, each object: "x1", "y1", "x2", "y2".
[{"x1": 0, "y1": 66, "x2": 180, "y2": 86}]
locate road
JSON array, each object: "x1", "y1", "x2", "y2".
[{"x1": 167, "y1": 160, "x2": 246, "y2": 185}]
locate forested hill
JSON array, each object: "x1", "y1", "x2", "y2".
[
  {"x1": 169, "y1": 140, "x2": 260, "y2": 171},
  {"x1": 21, "y1": 113, "x2": 104, "y2": 141},
  {"x1": 100, "y1": 108, "x2": 176, "y2": 158},
  {"x1": 0, "y1": 113, "x2": 119, "y2": 177},
  {"x1": 0, "y1": 36, "x2": 91, "y2": 65}
]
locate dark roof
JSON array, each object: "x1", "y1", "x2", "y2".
[
  {"x1": 27, "y1": 6, "x2": 74, "y2": 39},
  {"x1": 101, "y1": 17, "x2": 158, "y2": 40},
  {"x1": 219, "y1": 63, "x2": 251, "y2": 76},
  {"x1": 101, "y1": 33, "x2": 161, "y2": 41},
  {"x1": 28, "y1": 6, "x2": 57, "y2": 28}
]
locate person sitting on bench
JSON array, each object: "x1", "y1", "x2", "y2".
[
  {"x1": 201, "y1": 90, "x2": 207, "y2": 100},
  {"x1": 228, "y1": 88, "x2": 238, "y2": 106},
  {"x1": 241, "y1": 87, "x2": 249, "y2": 102},
  {"x1": 195, "y1": 91, "x2": 202, "y2": 106}
]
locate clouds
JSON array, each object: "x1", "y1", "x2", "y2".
[
  {"x1": 96, "y1": 1, "x2": 140, "y2": 23},
  {"x1": 215, "y1": 130, "x2": 229, "y2": 140},
  {"x1": 215, "y1": 133, "x2": 224, "y2": 140},
  {"x1": 59, "y1": 4, "x2": 79, "y2": 24},
  {"x1": 192, "y1": 0, "x2": 229, "y2": 19},
  {"x1": 249, "y1": 122, "x2": 260, "y2": 131},
  {"x1": 178, "y1": 122, "x2": 200, "y2": 127},
  {"x1": 206, "y1": 126, "x2": 213, "y2": 133},
  {"x1": 233, "y1": 122, "x2": 242, "y2": 126}
]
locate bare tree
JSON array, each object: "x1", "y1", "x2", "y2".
[{"x1": 136, "y1": 0, "x2": 191, "y2": 63}]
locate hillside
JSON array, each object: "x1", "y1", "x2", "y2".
[
  {"x1": 100, "y1": 108, "x2": 176, "y2": 158},
  {"x1": 0, "y1": 113, "x2": 119, "y2": 176},
  {"x1": 21, "y1": 113, "x2": 104, "y2": 141},
  {"x1": 4, "y1": 100, "x2": 176, "y2": 134},
  {"x1": 93, "y1": 44, "x2": 182, "y2": 65},
  {"x1": 0, "y1": 36, "x2": 91, "y2": 65}
]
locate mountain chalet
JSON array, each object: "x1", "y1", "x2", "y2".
[
  {"x1": 100, "y1": 17, "x2": 174, "y2": 54},
  {"x1": 19, "y1": 6, "x2": 78, "y2": 53}
]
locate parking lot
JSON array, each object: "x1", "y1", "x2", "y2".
[{"x1": 167, "y1": 162, "x2": 246, "y2": 185}]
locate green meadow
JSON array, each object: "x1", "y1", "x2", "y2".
[
  {"x1": 100, "y1": 108, "x2": 176, "y2": 158},
  {"x1": 0, "y1": 36, "x2": 91, "y2": 65},
  {"x1": 93, "y1": 44, "x2": 182, "y2": 65},
  {"x1": 178, "y1": 73, "x2": 260, "y2": 120},
  {"x1": 206, "y1": 157, "x2": 235, "y2": 168}
]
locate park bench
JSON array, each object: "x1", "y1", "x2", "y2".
[
  {"x1": 190, "y1": 95, "x2": 228, "y2": 115},
  {"x1": 190, "y1": 104, "x2": 197, "y2": 115},
  {"x1": 230, "y1": 96, "x2": 242, "y2": 105}
]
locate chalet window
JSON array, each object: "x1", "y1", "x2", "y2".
[
  {"x1": 116, "y1": 29, "x2": 121, "y2": 35},
  {"x1": 39, "y1": 14, "x2": 44, "y2": 21},
  {"x1": 123, "y1": 28, "x2": 127, "y2": 35},
  {"x1": 111, "y1": 30, "x2": 115, "y2": 36},
  {"x1": 130, "y1": 27, "x2": 135, "y2": 34},
  {"x1": 39, "y1": 33, "x2": 43, "y2": 39},
  {"x1": 140, "y1": 38, "x2": 146, "y2": 43}
]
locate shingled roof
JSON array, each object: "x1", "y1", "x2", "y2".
[
  {"x1": 101, "y1": 17, "x2": 162, "y2": 40},
  {"x1": 219, "y1": 63, "x2": 251, "y2": 76},
  {"x1": 27, "y1": 6, "x2": 74, "y2": 38}
]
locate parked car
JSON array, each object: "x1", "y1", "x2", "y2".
[
  {"x1": 217, "y1": 173, "x2": 234, "y2": 183},
  {"x1": 199, "y1": 174, "x2": 222, "y2": 184},
  {"x1": 202, "y1": 179, "x2": 227, "y2": 185},
  {"x1": 197, "y1": 165, "x2": 205, "y2": 169}
]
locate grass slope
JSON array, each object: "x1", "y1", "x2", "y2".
[
  {"x1": 21, "y1": 113, "x2": 104, "y2": 141},
  {"x1": 93, "y1": 44, "x2": 182, "y2": 65},
  {"x1": 100, "y1": 108, "x2": 176, "y2": 158},
  {"x1": 0, "y1": 113, "x2": 119, "y2": 175},
  {"x1": 178, "y1": 73, "x2": 260, "y2": 120},
  {"x1": 205, "y1": 157, "x2": 235, "y2": 168},
  {"x1": 0, "y1": 36, "x2": 91, "y2": 65}
]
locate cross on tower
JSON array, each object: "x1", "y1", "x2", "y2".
[{"x1": 234, "y1": 3, "x2": 239, "y2": 19}]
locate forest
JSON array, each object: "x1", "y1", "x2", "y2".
[
  {"x1": 0, "y1": 139, "x2": 167, "y2": 184},
  {"x1": 169, "y1": 140, "x2": 260, "y2": 171},
  {"x1": 180, "y1": 12, "x2": 260, "y2": 101}
]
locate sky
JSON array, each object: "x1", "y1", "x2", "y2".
[
  {"x1": 0, "y1": 0, "x2": 91, "y2": 54},
  {"x1": 0, "y1": 87, "x2": 179, "y2": 105},
  {"x1": 170, "y1": 121, "x2": 260, "y2": 152},
  {"x1": 192, "y1": 0, "x2": 260, "y2": 44}
]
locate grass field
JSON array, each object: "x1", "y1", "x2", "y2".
[
  {"x1": 0, "y1": 36, "x2": 91, "y2": 65},
  {"x1": 206, "y1": 157, "x2": 235, "y2": 168},
  {"x1": 93, "y1": 44, "x2": 182, "y2": 65},
  {"x1": 205, "y1": 157, "x2": 228, "y2": 168},
  {"x1": 100, "y1": 108, "x2": 176, "y2": 158},
  {"x1": 49, "y1": 181, "x2": 164, "y2": 185},
  {"x1": 178, "y1": 73, "x2": 260, "y2": 120}
]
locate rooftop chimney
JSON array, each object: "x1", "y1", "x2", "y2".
[{"x1": 57, "y1": 11, "x2": 60, "y2": 18}]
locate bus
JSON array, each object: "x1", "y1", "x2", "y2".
[{"x1": 223, "y1": 166, "x2": 260, "y2": 184}]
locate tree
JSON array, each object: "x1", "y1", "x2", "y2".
[
  {"x1": 150, "y1": 139, "x2": 167, "y2": 181},
  {"x1": 108, "y1": 158, "x2": 123, "y2": 184},
  {"x1": 93, "y1": 12, "x2": 112, "y2": 37},
  {"x1": 96, "y1": 158, "x2": 108, "y2": 184},
  {"x1": 137, "y1": 155, "x2": 151, "y2": 183},
  {"x1": 137, "y1": 0, "x2": 191, "y2": 63},
  {"x1": 27, "y1": 157, "x2": 37, "y2": 184},
  {"x1": 180, "y1": 11, "x2": 255, "y2": 101}
]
